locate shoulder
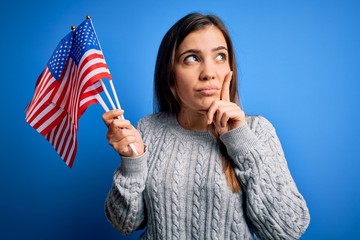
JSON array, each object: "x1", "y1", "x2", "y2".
[
  {"x1": 240, "y1": 115, "x2": 283, "y2": 148},
  {"x1": 245, "y1": 115, "x2": 276, "y2": 134},
  {"x1": 136, "y1": 112, "x2": 173, "y2": 130},
  {"x1": 136, "y1": 112, "x2": 176, "y2": 143},
  {"x1": 138, "y1": 112, "x2": 170, "y2": 125}
]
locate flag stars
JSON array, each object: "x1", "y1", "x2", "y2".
[
  {"x1": 70, "y1": 20, "x2": 101, "y2": 64},
  {"x1": 47, "y1": 19, "x2": 101, "y2": 79},
  {"x1": 47, "y1": 34, "x2": 72, "y2": 79}
]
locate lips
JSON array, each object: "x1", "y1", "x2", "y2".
[{"x1": 196, "y1": 87, "x2": 220, "y2": 96}]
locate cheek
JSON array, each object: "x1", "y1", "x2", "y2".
[
  {"x1": 220, "y1": 66, "x2": 231, "y2": 77},
  {"x1": 174, "y1": 70, "x2": 194, "y2": 93},
  {"x1": 172, "y1": 75, "x2": 189, "y2": 102},
  {"x1": 176, "y1": 81, "x2": 192, "y2": 100},
  {"x1": 218, "y1": 67, "x2": 231, "y2": 83}
]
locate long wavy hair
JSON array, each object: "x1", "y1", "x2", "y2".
[{"x1": 154, "y1": 13, "x2": 241, "y2": 193}]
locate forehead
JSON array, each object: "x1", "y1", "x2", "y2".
[{"x1": 177, "y1": 25, "x2": 227, "y2": 51}]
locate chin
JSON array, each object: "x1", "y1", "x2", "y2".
[
  {"x1": 196, "y1": 105, "x2": 211, "y2": 114},
  {"x1": 196, "y1": 109, "x2": 208, "y2": 114}
]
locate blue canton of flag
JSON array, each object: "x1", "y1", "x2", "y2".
[
  {"x1": 48, "y1": 33, "x2": 72, "y2": 80},
  {"x1": 47, "y1": 20, "x2": 102, "y2": 80},
  {"x1": 70, "y1": 19, "x2": 101, "y2": 65}
]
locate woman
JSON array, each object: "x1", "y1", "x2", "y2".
[{"x1": 103, "y1": 13, "x2": 310, "y2": 239}]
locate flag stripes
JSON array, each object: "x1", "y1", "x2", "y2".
[
  {"x1": 25, "y1": 18, "x2": 112, "y2": 167},
  {"x1": 45, "y1": 113, "x2": 77, "y2": 167}
]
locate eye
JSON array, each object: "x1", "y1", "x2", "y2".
[
  {"x1": 184, "y1": 55, "x2": 199, "y2": 63},
  {"x1": 216, "y1": 53, "x2": 227, "y2": 62}
]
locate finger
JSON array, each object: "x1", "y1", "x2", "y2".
[
  {"x1": 106, "y1": 119, "x2": 133, "y2": 142},
  {"x1": 110, "y1": 135, "x2": 135, "y2": 156},
  {"x1": 102, "y1": 109, "x2": 124, "y2": 126},
  {"x1": 112, "y1": 135, "x2": 141, "y2": 157},
  {"x1": 220, "y1": 71, "x2": 233, "y2": 102},
  {"x1": 210, "y1": 102, "x2": 242, "y2": 128},
  {"x1": 207, "y1": 101, "x2": 219, "y2": 124},
  {"x1": 207, "y1": 101, "x2": 230, "y2": 125},
  {"x1": 106, "y1": 122, "x2": 118, "y2": 139},
  {"x1": 108, "y1": 131, "x2": 135, "y2": 145},
  {"x1": 112, "y1": 118, "x2": 133, "y2": 130},
  {"x1": 219, "y1": 107, "x2": 238, "y2": 128},
  {"x1": 217, "y1": 106, "x2": 230, "y2": 128},
  {"x1": 214, "y1": 104, "x2": 233, "y2": 127},
  {"x1": 106, "y1": 123, "x2": 132, "y2": 139}
]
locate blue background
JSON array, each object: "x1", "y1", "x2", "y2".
[{"x1": 1, "y1": 0, "x2": 359, "y2": 239}]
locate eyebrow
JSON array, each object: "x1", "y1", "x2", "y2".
[{"x1": 177, "y1": 46, "x2": 228, "y2": 59}]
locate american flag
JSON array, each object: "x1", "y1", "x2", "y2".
[{"x1": 25, "y1": 18, "x2": 112, "y2": 167}]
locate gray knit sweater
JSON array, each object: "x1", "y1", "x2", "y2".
[{"x1": 105, "y1": 113, "x2": 310, "y2": 239}]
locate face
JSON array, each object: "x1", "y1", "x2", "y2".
[{"x1": 173, "y1": 25, "x2": 231, "y2": 115}]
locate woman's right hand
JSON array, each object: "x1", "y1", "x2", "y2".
[{"x1": 102, "y1": 110, "x2": 145, "y2": 157}]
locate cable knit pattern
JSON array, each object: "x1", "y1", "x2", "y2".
[
  {"x1": 147, "y1": 131, "x2": 172, "y2": 239},
  {"x1": 211, "y1": 152, "x2": 223, "y2": 240},
  {"x1": 172, "y1": 141, "x2": 185, "y2": 240},
  {"x1": 192, "y1": 144, "x2": 207, "y2": 239},
  {"x1": 104, "y1": 157, "x2": 147, "y2": 235},
  {"x1": 104, "y1": 113, "x2": 310, "y2": 239}
]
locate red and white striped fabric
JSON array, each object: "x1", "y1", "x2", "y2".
[{"x1": 26, "y1": 18, "x2": 111, "y2": 167}]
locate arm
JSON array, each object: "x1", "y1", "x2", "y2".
[
  {"x1": 102, "y1": 110, "x2": 148, "y2": 235},
  {"x1": 220, "y1": 116, "x2": 310, "y2": 240},
  {"x1": 104, "y1": 153, "x2": 148, "y2": 235}
]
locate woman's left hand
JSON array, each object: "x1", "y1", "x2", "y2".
[{"x1": 207, "y1": 71, "x2": 246, "y2": 135}]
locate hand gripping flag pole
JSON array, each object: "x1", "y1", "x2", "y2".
[{"x1": 96, "y1": 80, "x2": 139, "y2": 156}]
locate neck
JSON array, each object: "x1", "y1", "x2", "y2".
[{"x1": 177, "y1": 108, "x2": 209, "y2": 131}]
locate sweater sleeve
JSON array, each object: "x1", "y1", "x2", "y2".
[
  {"x1": 104, "y1": 152, "x2": 148, "y2": 235},
  {"x1": 220, "y1": 116, "x2": 310, "y2": 240}
]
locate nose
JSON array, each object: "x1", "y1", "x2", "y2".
[{"x1": 199, "y1": 61, "x2": 215, "y2": 81}]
